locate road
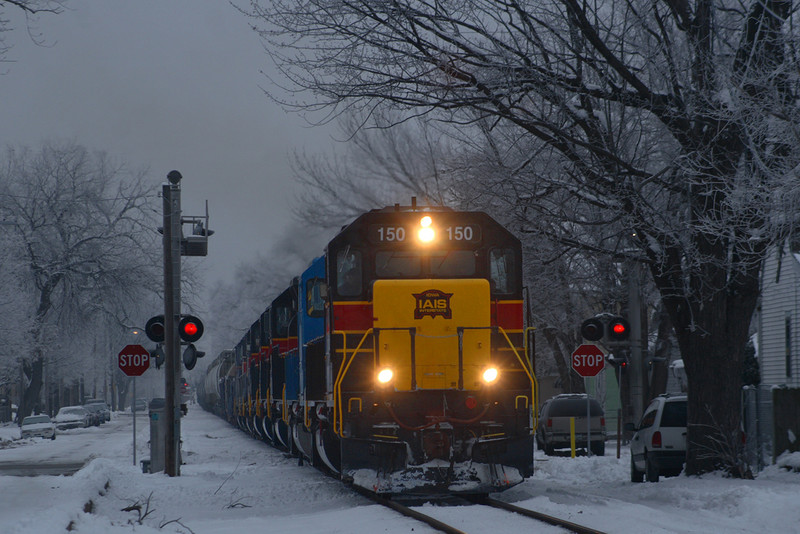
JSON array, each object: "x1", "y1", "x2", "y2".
[{"x1": 0, "y1": 413, "x2": 149, "y2": 476}]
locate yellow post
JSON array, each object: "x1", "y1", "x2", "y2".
[{"x1": 570, "y1": 417, "x2": 576, "y2": 458}]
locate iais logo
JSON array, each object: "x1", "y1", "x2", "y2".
[{"x1": 412, "y1": 289, "x2": 453, "y2": 319}]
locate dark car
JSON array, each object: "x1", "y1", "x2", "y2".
[
  {"x1": 536, "y1": 394, "x2": 606, "y2": 456},
  {"x1": 82, "y1": 403, "x2": 104, "y2": 426},
  {"x1": 84, "y1": 399, "x2": 111, "y2": 423}
]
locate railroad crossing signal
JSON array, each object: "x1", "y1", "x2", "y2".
[
  {"x1": 118, "y1": 344, "x2": 151, "y2": 377},
  {"x1": 571, "y1": 344, "x2": 606, "y2": 377},
  {"x1": 580, "y1": 315, "x2": 630, "y2": 343}
]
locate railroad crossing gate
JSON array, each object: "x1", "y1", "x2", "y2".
[{"x1": 571, "y1": 344, "x2": 605, "y2": 377}]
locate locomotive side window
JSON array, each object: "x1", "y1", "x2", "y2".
[
  {"x1": 490, "y1": 248, "x2": 517, "y2": 294},
  {"x1": 274, "y1": 306, "x2": 292, "y2": 337},
  {"x1": 375, "y1": 250, "x2": 421, "y2": 277},
  {"x1": 429, "y1": 250, "x2": 476, "y2": 276},
  {"x1": 336, "y1": 249, "x2": 363, "y2": 296},
  {"x1": 306, "y1": 278, "x2": 326, "y2": 317}
]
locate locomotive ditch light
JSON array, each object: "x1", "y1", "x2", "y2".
[
  {"x1": 377, "y1": 368, "x2": 394, "y2": 384},
  {"x1": 482, "y1": 367, "x2": 499, "y2": 384}
]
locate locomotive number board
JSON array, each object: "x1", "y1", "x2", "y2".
[{"x1": 368, "y1": 223, "x2": 482, "y2": 244}]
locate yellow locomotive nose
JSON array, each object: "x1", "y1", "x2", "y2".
[{"x1": 372, "y1": 278, "x2": 491, "y2": 390}]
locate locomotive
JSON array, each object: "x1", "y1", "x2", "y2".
[{"x1": 199, "y1": 201, "x2": 538, "y2": 495}]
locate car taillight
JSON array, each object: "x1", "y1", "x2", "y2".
[
  {"x1": 547, "y1": 418, "x2": 553, "y2": 428},
  {"x1": 600, "y1": 417, "x2": 605, "y2": 427},
  {"x1": 652, "y1": 431, "x2": 662, "y2": 448}
]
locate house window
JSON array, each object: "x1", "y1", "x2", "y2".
[{"x1": 786, "y1": 314, "x2": 792, "y2": 378}]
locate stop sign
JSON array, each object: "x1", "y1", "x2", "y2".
[
  {"x1": 571, "y1": 344, "x2": 606, "y2": 377},
  {"x1": 118, "y1": 344, "x2": 151, "y2": 376}
]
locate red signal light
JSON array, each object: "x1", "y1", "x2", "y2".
[
  {"x1": 608, "y1": 317, "x2": 630, "y2": 342},
  {"x1": 178, "y1": 315, "x2": 204, "y2": 343}
]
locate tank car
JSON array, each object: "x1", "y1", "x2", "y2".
[{"x1": 208, "y1": 202, "x2": 537, "y2": 495}]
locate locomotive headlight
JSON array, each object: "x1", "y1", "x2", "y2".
[
  {"x1": 418, "y1": 227, "x2": 435, "y2": 242},
  {"x1": 377, "y1": 368, "x2": 394, "y2": 384},
  {"x1": 482, "y1": 367, "x2": 499, "y2": 384},
  {"x1": 418, "y1": 215, "x2": 435, "y2": 242}
]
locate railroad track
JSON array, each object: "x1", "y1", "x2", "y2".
[{"x1": 354, "y1": 487, "x2": 606, "y2": 534}]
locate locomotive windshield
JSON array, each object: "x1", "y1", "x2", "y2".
[{"x1": 375, "y1": 249, "x2": 476, "y2": 278}]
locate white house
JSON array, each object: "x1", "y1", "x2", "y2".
[{"x1": 758, "y1": 244, "x2": 800, "y2": 388}]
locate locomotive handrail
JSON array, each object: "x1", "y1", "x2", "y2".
[
  {"x1": 524, "y1": 326, "x2": 539, "y2": 430},
  {"x1": 498, "y1": 326, "x2": 538, "y2": 432},
  {"x1": 282, "y1": 384, "x2": 288, "y2": 424},
  {"x1": 333, "y1": 328, "x2": 374, "y2": 436}
]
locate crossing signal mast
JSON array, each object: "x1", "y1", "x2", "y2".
[{"x1": 158, "y1": 170, "x2": 212, "y2": 477}]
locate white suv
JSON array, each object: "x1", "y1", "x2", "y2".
[{"x1": 628, "y1": 394, "x2": 687, "y2": 482}]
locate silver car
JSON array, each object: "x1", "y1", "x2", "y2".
[
  {"x1": 54, "y1": 406, "x2": 91, "y2": 430},
  {"x1": 628, "y1": 394, "x2": 688, "y2": 482},
  {"x1": 20, "y1": 414, "x2": 56, "y2": 440},
  {"x1": 536, "y1": 394, "x2": 606, "y2": 456}
]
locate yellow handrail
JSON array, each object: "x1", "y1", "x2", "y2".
[
  {"x1": 333, "y1": 328, "x2": 374, "y2": 436},
  {"x1": 498, "y1": 326, "x2": 539, "y2": 432},
  {"x1": 282, "y1": 384, "x2": 287, "y2": 423}
]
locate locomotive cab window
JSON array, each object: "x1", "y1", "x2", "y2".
[
  {"x1": 430, "y1": 250, "x2": 476, "y2": 276},
  {"x1": 274, "y1": 306, "x2": 292, "y2": 337},
  {"x1": 375, "y1": 250, "x2": 422, "y2": 277},
  {"x1": 306, "y1": 278, "x2": 326, "y2": 317},
  {"x1": 490, "y1": 248, "x2": 517, "y2": 294},
  {"x1": 336, "y1": 249, "x2": 363, "y2": 296}
]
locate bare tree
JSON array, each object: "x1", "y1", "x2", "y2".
[
  {"x1": 0, "y1": 1, "x2": 65, "y2": 64},
  {"x1": 0, "y1": 141, "x2": 160, "y2": 420},
  {"x1": 244, "y1": 0, "x2": 800, "y2": 474}
]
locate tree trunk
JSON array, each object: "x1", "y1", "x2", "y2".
[
  {"x1": 659, "y1": 266, "x2": 760, "y2": 475},
  {"x1": 19, "y1": 357, "x2": 44, "y2": 421}
]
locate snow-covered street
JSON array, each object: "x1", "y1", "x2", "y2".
[{"x1": 1, "y1": 408, "x2": 799, "y2": 534}]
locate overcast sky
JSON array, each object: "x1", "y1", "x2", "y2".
[{"x1": 0, "y1": 0, "x2": 336, "y2": 290}]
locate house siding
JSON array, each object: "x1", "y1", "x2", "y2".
[{"x1": 759, "y1": 246, "x2": 800, "y2": 388}]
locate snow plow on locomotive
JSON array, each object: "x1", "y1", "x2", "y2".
[{"x1": 203, "y1": 203, "x2": 538, "y2": 495}]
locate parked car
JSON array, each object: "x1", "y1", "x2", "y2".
[
  {"x1": 20, "y1": 414, "x2": 56, "y2": 440},
  {"x1": 131, "y1": 398, "x2": 148, "y2": 413},
  {"x1": 536, "y1": 394, "x2": 606, "y2": 456},
  {"x1": 54, "y1": 406, "x2": 91, "y2": 430},
  {"x1": 84, "y1": 399, "x2": 111, "y2": 422},
  {"x1": 627, "y1": 394, "x2": 688, "y2": 482},
  {"x1": 82, "y1": 403, "x2": 104, "y2": 426}
]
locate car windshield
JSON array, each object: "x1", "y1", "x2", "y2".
[
  {"x1": 548, "y1": 398, "x2": 604, "y2": 417},
  {"x1": 62, "y1": 408, "x2": 84, "y2": 415},
  {"x1": 22, "y1": 415, "x2": 50, "y2": 425}
]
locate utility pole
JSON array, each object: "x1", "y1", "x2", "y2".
[
  {"x1": 163, "y1": 170, "x2": 183, "y2": 477},
  {"x1": 628, "y1": 260, "x2": 645, "y2": 424}
]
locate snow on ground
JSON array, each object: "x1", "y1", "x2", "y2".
[{"x1": 1, "y1": 409, "x2": 799, "y2": 534}]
